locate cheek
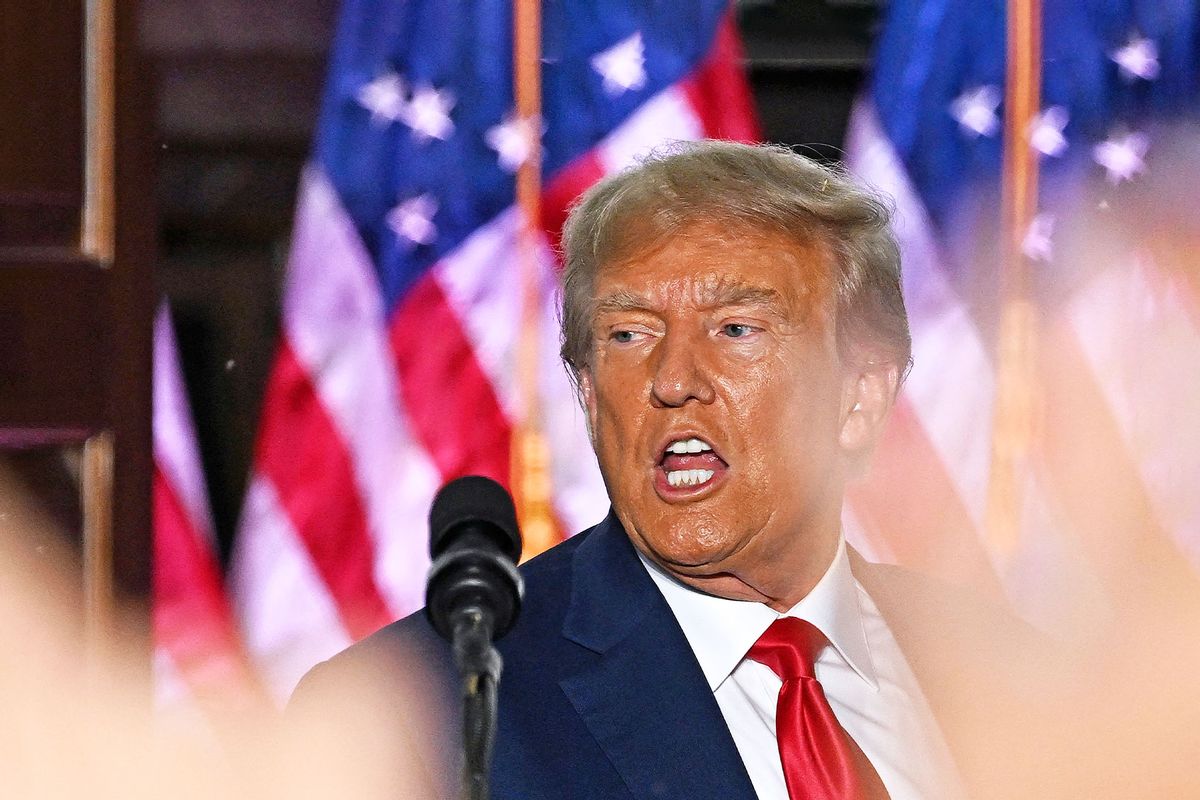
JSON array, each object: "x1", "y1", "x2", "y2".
[
  {"x1": 591, "y1": 349, "x2": 654, "y2": 419},
  {"x1": 722, "y1": 353, "x2": 843, "y2": 473},
  {"x1": 591, "y1": 385, "x2": 628, "y2": 436},
  {"x1": 589, "y1": 384, "x2": 645, "y2": 469},
  {"x1": 718, "y1": 352, "x2": 794, "y2": 432}
]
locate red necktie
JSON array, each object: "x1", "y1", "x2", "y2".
[{"x1": 747, "y1": 617, "x2": 890, "y2": 800}]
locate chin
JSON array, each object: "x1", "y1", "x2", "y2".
[{"x1": 639, "y1": 517, "x2": 747, "y2": 572}]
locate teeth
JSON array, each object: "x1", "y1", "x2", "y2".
[
  {"x1": 666, "y1": 469, "x2": 715, "y2": 487},
  {"x1": 666, "y1": 438, "x2": 713, "y2": 455}
]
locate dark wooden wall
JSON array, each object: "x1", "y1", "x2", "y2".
[
  {"x1": 1, "y1": 0, "x2": 156, "y2": 615},
  {"x1": 0, "y1": 0, "x2": 85, "y2": 246},
  {"x1": 146, "y1": 0, "x2": 881, "y2": 563}
]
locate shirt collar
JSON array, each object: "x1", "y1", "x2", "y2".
[{"x1": 638, "y1": 536, "x2": 879, "y2": 692}]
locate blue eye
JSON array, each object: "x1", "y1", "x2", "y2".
[
  {"x1": 612, "y1": 331, "x2": 635, "y2": 343},
  {"x1": 723, "y1": 324, "x2": 752, "y2": 338}
]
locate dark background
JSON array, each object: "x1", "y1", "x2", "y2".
[{"x1": 149, "y1": 0, "x2": 883, "y2": 562}]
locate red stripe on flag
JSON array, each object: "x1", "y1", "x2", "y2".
[
  {"x1": 389, "y1": 272, "x2": 512, "y2": 487},
  {"x1": 541, "y1": 150, "x2": 606, "y2": 257},
  {"x1": 153, "y1": 464, "x2": 263, "y2": 703},
  {"x1": 848, "y1": 397, "x2": 1004, "y2": 597},
  {"x1": 255, "y1": 342, "x2": 393, "y2": 639},
  {"x1": 681, "y1": 11, "x2": 762, "y2": 143}
]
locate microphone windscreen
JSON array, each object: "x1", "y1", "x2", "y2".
[{"x1": 429, "y1": 476, "x2": 521, "y2": 561}]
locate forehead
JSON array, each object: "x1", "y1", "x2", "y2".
[{"x1": 593, "y1": 222, "x2": 833, "y2": 311}]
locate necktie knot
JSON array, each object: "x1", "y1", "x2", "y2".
[
  {"x1": 747, "y1": 616, "x2": 825, "y2": 681},
  {"x1": 745, "y1": 616, "x2": 890, "y2": 799}
]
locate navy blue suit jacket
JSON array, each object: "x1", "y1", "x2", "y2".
[{"x1": 295, "y1": 512, "x2": 1047, "y2": 799}]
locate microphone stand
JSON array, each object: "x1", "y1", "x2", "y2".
[
  {"x1": 425, "y1": 477, "x2": 524, "y2": 800},
  {"x1": 451, "y1": 605, "x2": 503, "y2": 800}
]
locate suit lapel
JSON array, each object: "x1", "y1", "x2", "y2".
[{"x1": 558, "y1": 514, "x2": 758, "y2": 800}]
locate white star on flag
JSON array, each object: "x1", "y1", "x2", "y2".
[
  {"x1": 387, "y1": 195, "x2": 438, "y2": 246},
  {"x1": 1021, "y1": 212, "x2": 1056, "y2": 262},
  {"x1": 485, "y1": 114, "x2": 544, "y2": 172},
  {"x1": 1093, "y1": 131, "x2": 1149, "y2": 184},
  {"x1": 1029, "y1": 106, "x2": 1069, "y2": 157},
  {"x1": 401, "y1": 85, "x2": 456, "y2": 142},
  {"x1": 950, "y1": 85, "x2": 1001, "y2": 137},
  {"x1": 357, "y1": 72, "x2": 406, "y2": 125},
  {"x1": 591, "y1": 32, "x2": 647, "y2": 97},
  {"x1": 1111, "y1": 35, "x2": 1160, "y2": 81}
]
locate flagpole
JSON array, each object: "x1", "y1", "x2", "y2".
[
  {"x1": 511, "y1": 0, "x2": 557, "y2": 561},
  {"x1": 986, "y1": 0, "x2": 1042, "y2": 559}
]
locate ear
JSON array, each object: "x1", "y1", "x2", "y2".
[{"x1": 838, "y1": 361, "x2": 900, "y2": 473}]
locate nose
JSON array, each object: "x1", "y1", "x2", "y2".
[{"x1": 649, "y1": 328, "x2": 715, "y2": 408}]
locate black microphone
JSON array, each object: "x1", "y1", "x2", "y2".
[
  {"x1": 425, "y1": 476, "x2": 524, "y2": 800},
  {"x1": 426, "y1": 475, "x2": 524, "y2": 643}
]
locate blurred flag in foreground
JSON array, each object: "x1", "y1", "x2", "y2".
[
  {"x1": 152, "y1": 304, "x2": 263, "y2": 712},
  {"x1": 845, "y1": 0, "x2": 1200, "y2": 629},
  {"x1": 230, "y1": 0, "x2": 758, "y2": 700}
]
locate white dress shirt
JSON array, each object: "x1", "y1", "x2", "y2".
[{"x1": 638, "y1": 537, "x2": 966, "y2": 800}]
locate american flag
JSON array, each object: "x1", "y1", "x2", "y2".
[
  {"x1": 227, "y1": 0, "x2": 758, "y2": 701},
  {"x1": 153, "y1": 304, "x2": 262, "y2": 711},
  {"x1": 844, "y1": 0, "x2": 1200, "y2": 626}
]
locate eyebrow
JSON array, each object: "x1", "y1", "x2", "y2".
[
  {"x1": 593, "y1": 290, "x2": 654, "y2": 315},
  {"x1": 592, "y1": 284, "x2": 787, "y2": 315},
  {"x1": 707, "y1": 285, "x2": 786, "y2": 312}
]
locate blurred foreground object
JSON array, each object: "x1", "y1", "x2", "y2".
[
  {"x1": 845, "y1": 0, "x2": 1200, "y2": 631},
  {"x1": 842, "y1": 3, "x2": 1200, "y2": 792},
  {"x1": 0, "y1": 499, "x2": 444, "y2": 799}
]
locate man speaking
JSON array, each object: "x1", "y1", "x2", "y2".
[{"x1": 295, "y1": 141, "x2": 1043, "y2": 800}]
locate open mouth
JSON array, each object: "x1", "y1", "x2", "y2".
[{"x1": 655, "y1": 436, "x2": 729, "y2": 496}]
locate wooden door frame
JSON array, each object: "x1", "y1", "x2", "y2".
[{"x1": 0, "y1": 0, "x2": 155, "y2": 669}]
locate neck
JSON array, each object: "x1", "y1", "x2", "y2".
[{"x1": 650, "y1": 526, "x2": 843, "y2": 613}]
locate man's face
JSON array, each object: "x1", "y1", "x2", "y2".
[{"x1": 581, "y1": 222, "x2": 864, "y2": 605}]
